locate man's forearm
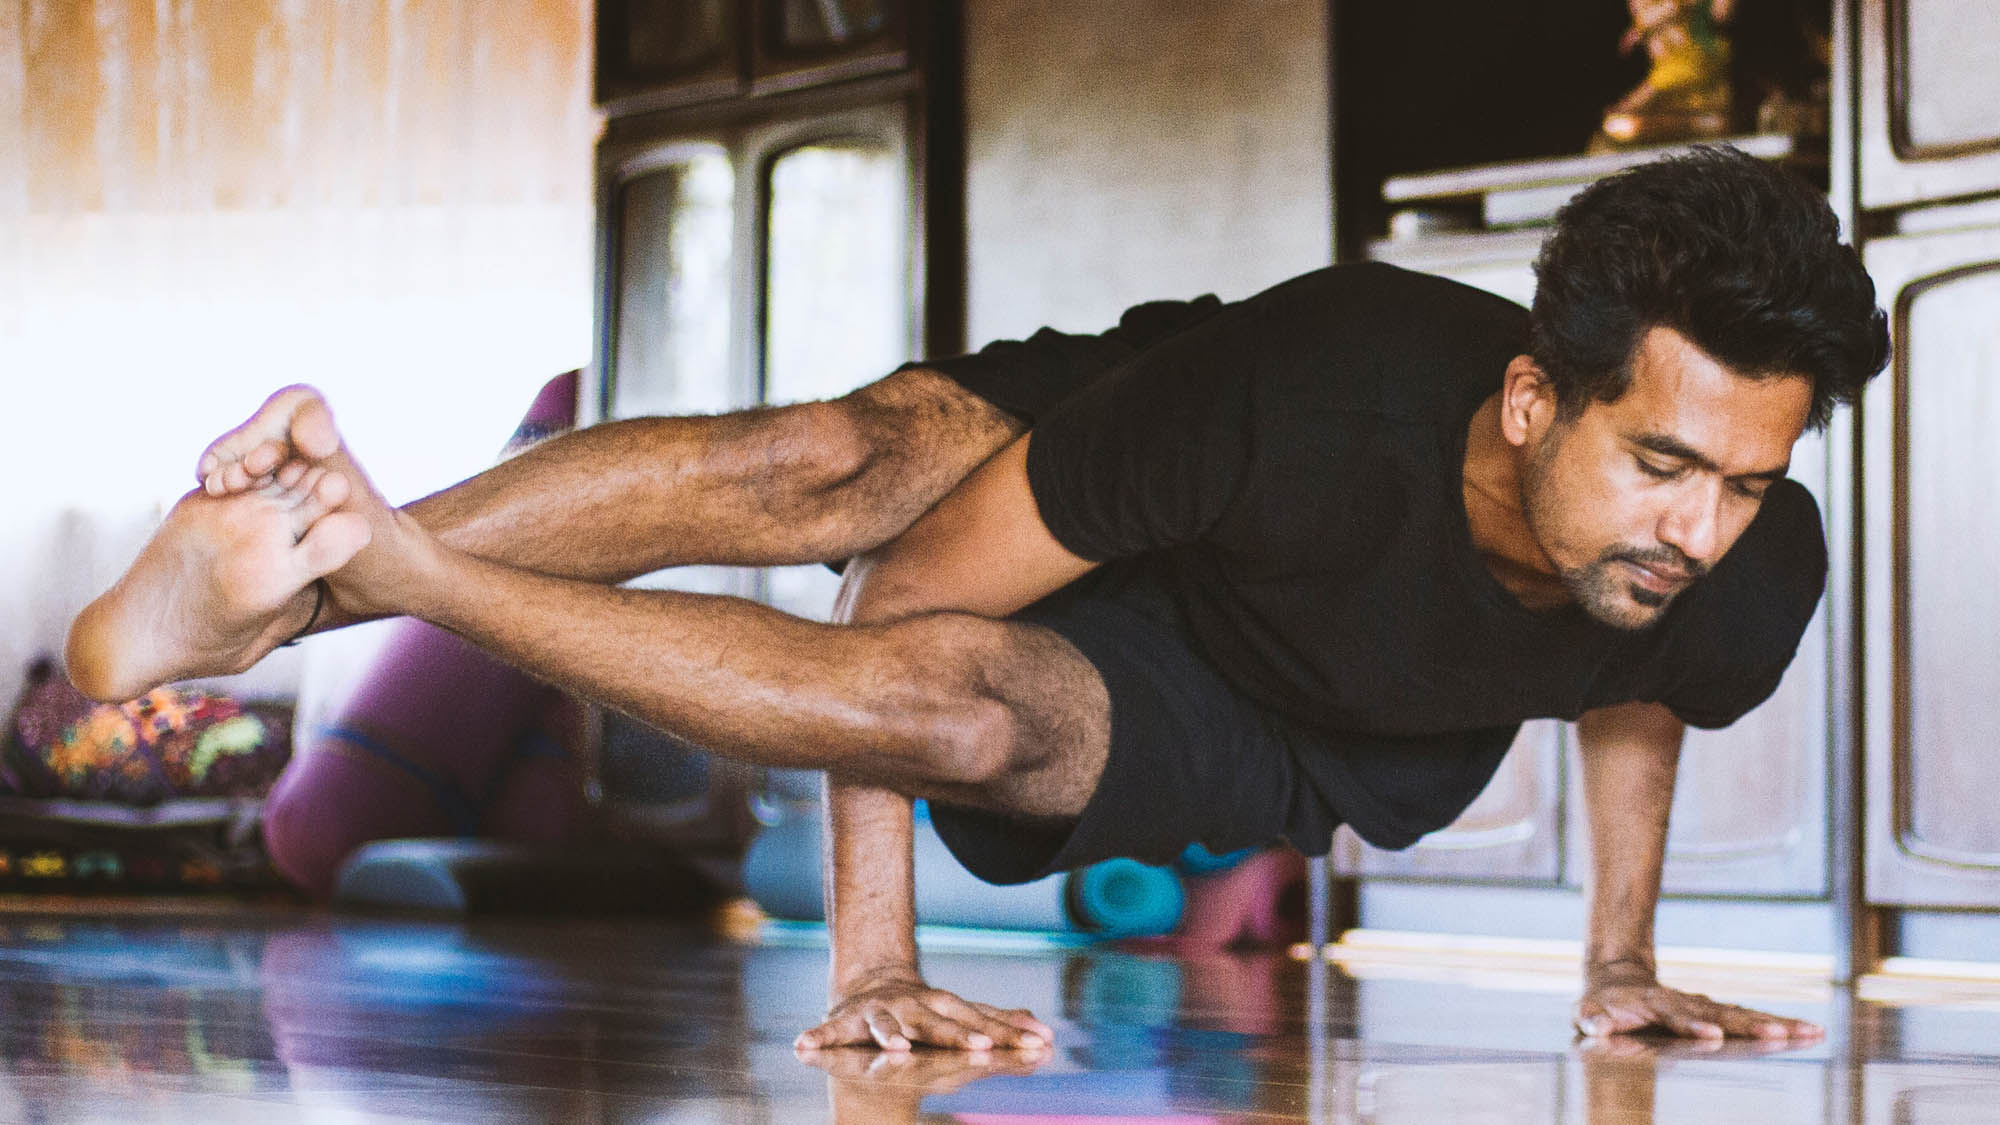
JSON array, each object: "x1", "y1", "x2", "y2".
[
  {"x1": 1575, "y1": 701, "x2": 1685, "y2": 979},
  {"x1": 825, "y1": 779, "x2": 921, "y2": 991}
]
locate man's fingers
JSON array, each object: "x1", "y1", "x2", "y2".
[
  {"x1": 863, "y1": 1009, "x2": 912, "y2": 1052},
  {"x1": 796, "y1": 1013, "x2": 874, "y2": 1051},
  {"x1": 1661, "y1": 1009, "x2": 1726, "y2": 1040},
  {"x1": 886, "y1": 998, "x2": 995, "y2": 1051},
  {"x1": 1710, "y1": 1004, "x2": 1822, "y2": 1040},
  {"x1": 809, "y1": 984, "x2": 1050, "y2": 1054},
  {"x1": 969, "y1": 1002, "x2": 1053, "y2": 1046},
  {"x1": 929, "y1": 995, "x2": 1029, "y2": 1050},
  {"x1": 1602, "y1": 1004, "x2": 1655, "y2": 1033},
  {"x1": 242, "y1": 439, "x2": 288, "y2": 480}
]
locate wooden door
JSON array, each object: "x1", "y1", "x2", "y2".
[
  {"x1": 1862, "y1": 224, "x2": 2000, "y2": 907},
  {"x1": 1858, "y1": 0, "x2": 2000, "y2": 210}
]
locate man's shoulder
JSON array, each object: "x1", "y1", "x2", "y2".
[
  {"x1": 1239, "y1": 262, "x2": 1530, "y2": 325},
  {"x1": 1212, "y1": 263, "x2": 1529, "y2": 423}
]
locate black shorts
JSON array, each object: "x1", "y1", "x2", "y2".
[
  {"x1": 928, "y1": 563, "x2": 1346, "y2": 885},
  {"x1": 927, "y1": 562, "x2": 1522, "y2": 886}
]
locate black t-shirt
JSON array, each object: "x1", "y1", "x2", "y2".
[
  {"x1": 938, "y1": 262, "x2": 1827, "y2": 732},
  {"x1": 928, "y1": 263, "x2": 1825, "y2": 841}
]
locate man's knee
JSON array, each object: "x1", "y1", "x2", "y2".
[
  {"x1": 874, "y1": 615, "x2": 1079, "y2": 793},
  {"x1": 756, "y1": 399, "x2": 882, "y2": 502}
]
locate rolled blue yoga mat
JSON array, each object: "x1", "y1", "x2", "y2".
[
  {"x1": 1064, "y1": 858, "x2": 1186, "y2": 936},
  {"x1": 742, "y1": 808, "x2": 1185, "y2": 936}
]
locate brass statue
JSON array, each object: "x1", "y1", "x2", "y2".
[{"x1": 1594, "y1": 0, "x2": 1737, "y2": 150}]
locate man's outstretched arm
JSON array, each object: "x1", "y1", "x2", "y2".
[{"x1": 1573, "y1": 701, "x2": 1822, "y2": 1040}]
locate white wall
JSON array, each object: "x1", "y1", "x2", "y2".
[
  {"x1": 0, "y1": 0, "x2": 598, "y2": 709},
  {"x1": 963, "y1": 0, "x2": 1331, "y2": 345}
]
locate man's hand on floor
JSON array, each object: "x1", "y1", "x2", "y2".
[
  {"x1": 796, "y1": 969, "x2": 1054, "y2": 1053},
  {"x1": 1574, "y1": 963, "x2": 1824, "y2": 1041}
]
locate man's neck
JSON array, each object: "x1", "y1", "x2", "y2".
[{"x1": 1461, "y1": 392, "x2": 1572, "y2": 611}]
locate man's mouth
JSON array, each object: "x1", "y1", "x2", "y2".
[{"x1": 1620, "y1": 558, "x2": 1693, "y2": 594}]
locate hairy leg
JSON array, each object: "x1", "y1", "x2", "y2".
[
  {"x1": 71, "y1": 369, "x2": 1022, "y2": 698},
  {"x1": 202, "y1": 369, "x2": 1024, "y2": 584}
]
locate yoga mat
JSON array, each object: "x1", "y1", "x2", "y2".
[
  {"x1": 1066, "y1": 858, "x2": 1186, "y2": 936},
  {"x1": 743, "y1": 810, "x2": 1186, "y2": 936}
]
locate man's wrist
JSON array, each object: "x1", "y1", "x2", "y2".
[
  {"x1": 832, "y1": 960, "x2": 923, "y2": 997},
  {"x1": 1584, "y1": 951, "x2": 1658, "y2": 985}
]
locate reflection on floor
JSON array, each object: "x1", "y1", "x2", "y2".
[{"x1": 0, "y1": 904, "x2": 1995, "y2": 1122}]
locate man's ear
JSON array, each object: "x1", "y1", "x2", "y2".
[{"x1": 1500, "y1": 355, "x2": 1559, "y2": 450}]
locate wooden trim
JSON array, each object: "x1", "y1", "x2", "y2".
[{"x1": 1884, "y1": 0, "x2": 2000, "y2": 162}]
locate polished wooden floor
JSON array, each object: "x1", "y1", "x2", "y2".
[{"x1": 0, "y1": 904, "x2": 1997, "y2": 1122}]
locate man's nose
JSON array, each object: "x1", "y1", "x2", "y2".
[{"x1": 1657, "y1": 477, "x2": 1721, "y2": 567}]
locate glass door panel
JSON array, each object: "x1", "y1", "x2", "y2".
[
  {"x1": 760, "y1": 139, "x2": 906, "y2": 621},
  {"x1": 611, "y1": 149, "x2": 746, "y2": 598},
  {"x1": 613, "y1": 151, "x2": 737, "y2": 419},
  {"x1": 772, "y1": 0, "x2": 891, "y2": 50}
]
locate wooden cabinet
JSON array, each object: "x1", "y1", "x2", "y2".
[
  {"x1": 1862, "y1": 223, "x2": 2000, "y2": 907},
  {"x1": 597, "y1": 0, "x2": 744, "y2": 111},
  {"x1": 751, "y1": 0, "x2": 910, "y2": 94},
  {"x1": 1858, "y1": 0, "x2": 2000, "y2": 209},
  {"x1": 597, "y1": 0, "x2": 912, "y2": 113}
]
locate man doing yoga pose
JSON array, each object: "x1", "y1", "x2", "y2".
[{"x1": 67, "y1": 147, "x2": 1889, "y2": 1052}]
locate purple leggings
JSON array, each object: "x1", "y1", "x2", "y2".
[{"x1": 262, "y1": 373, "x2": 584, "y2": 898}]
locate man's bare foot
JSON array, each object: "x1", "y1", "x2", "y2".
[
  {"x1": 196, "y1": 385, "x2": 343, "y2": 496},
  {"x1": 66, "y1": 467, "x2": 371, "y2": 702}
]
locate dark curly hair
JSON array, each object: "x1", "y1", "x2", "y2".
[{"x1": 1529, "y1": 145, "x2": 1889, "y2": 431}]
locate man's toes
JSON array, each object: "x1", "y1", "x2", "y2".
[
  {"x1": 197, "y1": 385, "x2": 334, "y2": 491},
  {"x1": 284, "y1": 468, "x2": 352, "y2": 535},
  {"x1": 241, "y1": 439, "x2": 290, "y2": 480},
  {"x1": 292, "y1": 511, "x2": 371, "y2": 579},
  {"x1": 288, "y1": 394, "x2": 342, "y2": 461}
]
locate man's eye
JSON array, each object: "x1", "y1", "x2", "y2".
[
  {"x1": 1731, "y1": 480, "x2": 1772, "y2": 500},
  {"x1": 1636, "y1": 459, "x2": 1681, "y2": 479}
]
